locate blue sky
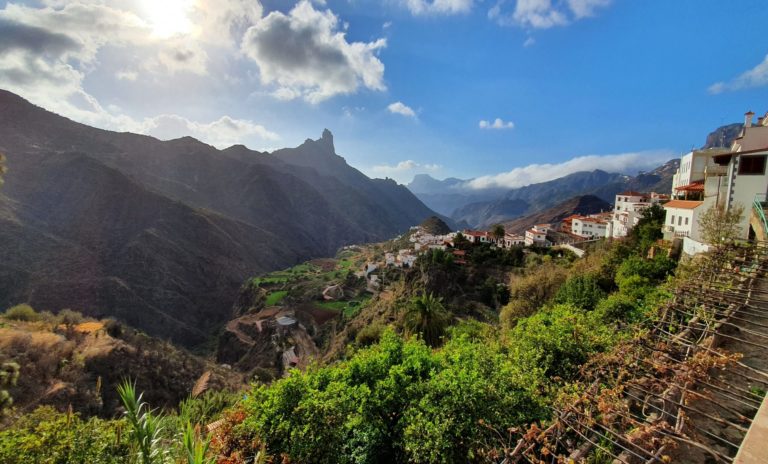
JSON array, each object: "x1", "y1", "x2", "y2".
[{"x1": 1, "y1": 1, "x2": 767, "y2": 187}]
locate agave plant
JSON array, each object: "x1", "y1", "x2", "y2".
[{"x1": 117, "y1": 380, "x2": 167, "y2": 464}]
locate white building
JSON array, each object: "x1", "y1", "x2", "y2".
[
  {"x1": 502, "y1": 233, "x2": 526, "y2": 248},
  {"x1": 525, "y1": 228, "x2": 548, "y2": 246},
  {"x1": 663, "y1": 200, "x2": 703, "y2": 240},
  {"x1": 572, "y1": 217, "x2": 608, "y2": 239},
  {"x1": 672, "y1": 149, "x2": 729, "y2": 196},
  {"x1": 700, "y1": 111, "x2": 768, "y2": 239},
  {"x1": 607, "y1": 191, "x2": 669, "y2": 238}
]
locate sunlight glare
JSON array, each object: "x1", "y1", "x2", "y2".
[{"x1": 143, "y1": 0, "x2": 194, "y2": 38}]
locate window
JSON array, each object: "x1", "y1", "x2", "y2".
[
  {"x1": 738, "y1": 155, "x2": 767, "y2": 175},
  {"x1": 678, "y1": 216, "x2": 682, "y2": 226},
  {"x1": 685, "y1": 217, "x2": 689, "y2": 226},
  {"x1": 670, "y1": 214, "x2": 675, "y2": 225}
]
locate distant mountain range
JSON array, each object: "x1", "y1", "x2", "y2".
[
  {"x1": 409, "y1": 161, "x2": 678, "y2": 228},
  {"x1": 0, "y1": 90, "x2": 442, "y2": 347},
  {"x1": 408, "y1": 122, "x2": 742, "y2": 229}
]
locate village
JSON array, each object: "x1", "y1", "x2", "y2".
[{"x1": 381, "y1": 109, "x2": 768, "y2": 267}]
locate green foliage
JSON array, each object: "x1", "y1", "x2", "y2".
[
  {"x1": 239, "y1": 330, "x2": 547, "y2": 463},
  {"x1": 616, "y1": 255, "x2": 676, "y2": 287},
  {"x1": 182, "y1": 422, "x2": 214, "y2": 464},
  {"x1": 3, "y1": 304, "x2": 40, "y2": 321},
  {"x1": 355, "y1": 323, "x2": 385, "y2": 346},
  {"x1": 554, "y1": 274, "x2": 606, "y2": 311},
  {"x1": 177, "y1": 390, "x2": 239, "y2": 429},
  {"x1": 117, "y1": 381, "x2": 166, "y2": 464},
  {"x1": 631, "y1": 204, "x2": 665, "y2": 251},
  {"x1": 510, "y1": 304, "x2": 616, "y2": 380},
  {"x1": 0, "y1": 406, "x2": 130, "y2": 464},
  {"x1": 499, "y1": 264, "x2": 568, "y2": 328},
  {"x1": 699, "y1": 203, "x2": 745, "y2": 245},
  {"x1": 0, "y1": 361, "x2": 19, "y2": 415},
  {"x1": 594, "y1": 293, "x2": 640, "y2": 322},
  {"x1": 264, "y1": 290, "x2": 288, "y2": 306},
  {"x1": 404, "y1": 293, "x2": 450, "y2": 346},
  {"x1": 491, "y1": 224, "x2": 505, "y2": 241},
  {"x1": 417, "y1": 248, "x2": 454, "y2": 268}
]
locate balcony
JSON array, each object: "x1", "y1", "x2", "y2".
[{"x1": 705, "y1": 164, "x2": 728, "y2": 176}]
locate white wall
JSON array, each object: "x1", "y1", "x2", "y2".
[{"x1": 665, "y1": 206, "x2": 700, "y2": 240}]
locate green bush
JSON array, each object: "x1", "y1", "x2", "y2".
[
  {"x1": 355, "y1": 323, "x2": 384, "y2": 346},
  {"x1": 0, "y1": 406, "x2": 129, "y2": 464},
  {"x1": 238, "y1": 330, "x2": 547, "y2": 463},
  {"x1": 510, "y1": 304, "x2": 615, "y2": 380},
  {"x1": 554, "y1": 274, "x2": 605, "y2": 311},
  {"x1": 594, "y1": 293, "x2": 639, "y2": 322},
  {"x1": 3, "y1": 304, "x2": 40, "y2": 322}
]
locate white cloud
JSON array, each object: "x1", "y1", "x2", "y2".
[
  {"x1": 403, "y1": 0, "x2": 475, "y2": 15},
  {"x1": 479, "y1": 118, "x2": 514, "y2": 129},
  {"x1": 143, "y1": 114, "x2": 279, "y2": 148},
  {"x1": 522, "y1": 36, "x2": 535, "y2": 47},
  {"x1": 489, "y1": 0, "x2": 611, "y2": 29},
  {"x1": 241, "y1": 0, "x2": 386, "y2": 103},
  {"x1": 388, "y1": 101, "x2": 417, "y2": 117},
  {"x1": 709, "y1": 54, "x2": 768, "y2": 94},
  {"x1": 115, "y1": 70, "x2": 138, "y2": 81},
  {"x1": 464, "y1": 149, "x2": 674, "y2": 190},
  {"x1": 371, "y1": 159, "x2": 441, "y2": 175}
]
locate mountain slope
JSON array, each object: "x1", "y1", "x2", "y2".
[
  {"x1": 450, "y1": 161, "x2": 677, "y2": 228},
  {"x1": 0, "y1": 89, "x2": 442, "y2": 346},
  {"x1": 501, "y1": 195, "x2": 612, "y2": 234}
]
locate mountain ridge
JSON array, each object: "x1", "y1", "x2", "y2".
[{"x1": 0, "y1": 89, "x2": 443, "y2": 346}]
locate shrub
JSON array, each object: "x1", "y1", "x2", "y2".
[
  {"x1": 3, "y1": 304, "x2": 39, "y2": 322},
  {"x1": 594, "y1": 293, "x2": 639, "y2": 322},
  {"x1": 0, "y1": 406, "x2": 130, "y2": 463},
  {"x1": 355, "y1": 323, "x2": 384, "y2": 346},
  {"x1": 554, "y1": 274, "x2": 605, "y2": 311},
  {"x1": 238, "y1": 330, "x2": 546, "y2": 464},
  {"x1": 510, "y1": 304, "x2": 615, "y2": 380},
  {"x1": 499, "y1": 264, "x2": 568, "y2": 328}
]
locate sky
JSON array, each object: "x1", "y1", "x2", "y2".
[{"x1": 1, "y1": 0, "x2": 768, "y2": 189}]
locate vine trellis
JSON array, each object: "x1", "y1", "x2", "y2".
[{"x1": 499, "y1": 243, "x2": 768, "y2": 464}]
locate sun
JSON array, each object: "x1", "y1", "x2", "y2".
[{"x1": 142, "y1": 0, "x2": 195, "y2": 39}]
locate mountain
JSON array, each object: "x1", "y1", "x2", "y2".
[
  {"x1": 418, "y1": 216, "x2": 452, "y2": 235},
  {"x1": 0, "y1": 89, "x2": 442, "y2": 347},
  {"x1": 501, "y1": 195, "x2": 612, "y2": 234},
  {"x1": 406, "y1": 174, "x2": 505, "y2": 216},
  {"x1": 448, "y1": 161, "x2": 677, "y2": 228},
  {"x1": 702, "y1": 123, "x2": 742, "y2": 149}
]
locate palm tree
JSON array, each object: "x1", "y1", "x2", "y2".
[
  {"x1": 491, "y1": 224, "x2": 505, "y2": 245},
  {"x1": 404, "y1": 293, "x2": 450, "y2": 346}
]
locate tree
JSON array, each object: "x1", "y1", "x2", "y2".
[
  {"x1": 453, "y1": 232, "x2": 469, "y2": 249},
  {"x1": 631, "y1": 203, "x2": 665, "y2": 250},
  {"x1": 404, "y1": 293, "x2": 450, "y2": 346},
  {"x1": 491, "y1": 224, "x2": 505, "y2": 243},
  {"x1": 699, "y1": 203, "x2": 745, "y2": 245},
  {"x1": 554, "y1": 274, "x2": 605, "y2": 311}
]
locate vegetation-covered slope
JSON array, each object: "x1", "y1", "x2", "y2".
[{"x1": 0, "y1": 89, "x2": 442, "y2": 346}]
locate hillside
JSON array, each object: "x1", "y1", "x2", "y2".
[
  {"x1": 0, "y1": 89, "x2": 442, "y2": 347},
  {"x1": 501, "y1": 195, "x2": 612, "y2": 234},
  {"x1": 0, "y1": 307, "x2": 243, "y2": 419},
  {"x1": 450, "y1": 161, "x2": 677, "y2": 228}
]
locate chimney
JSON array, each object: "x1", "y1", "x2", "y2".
[
  {"x1": 759, "y1": 116, "x2": 765, "y2": 126},
  {"x1": 745, "y1": 110, "x2": 755, "y2": 128}
]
